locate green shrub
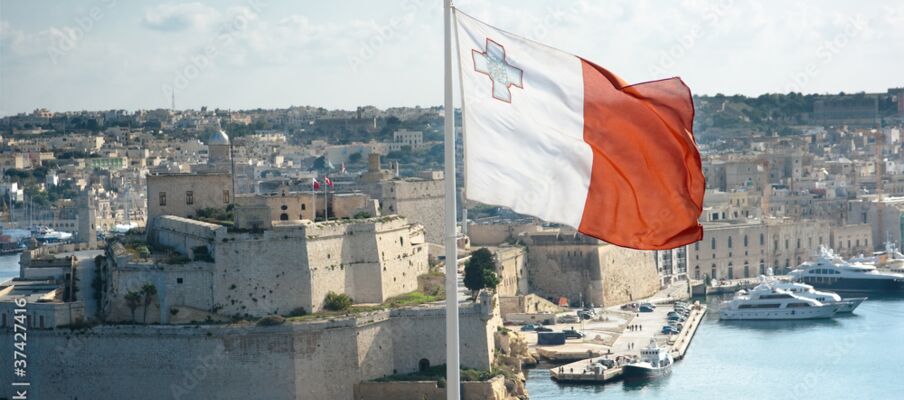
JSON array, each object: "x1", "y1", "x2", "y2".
[
  {"x1": 192, "y1": 246, "x2": 214, "y2": 262},
  {"x1": 256, "y1": 314, "x2": 286, "y2": 326},
  {"x1": 323, "y1": 292, "x2": 353, "y2": 311},
  {"x1": 287, "y1": 307, "x2": 308, "y2": 317}
]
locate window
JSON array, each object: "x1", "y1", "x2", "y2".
[
  {"x1": 223, "y1": 190, "x2": 230, "y2": 204},
  {"x1": 743, "y1": 262, "x2": 750, "y2": 278},
  {"x1": 177, "y1": 278, "x2": 184, "y2": 284},
  {"x1": 743, "y1": 235, "x2": 748, "y2": 247},
  {"x1": 694, "y1": 242, "x2": 699, "y2": 251},
  {"x1": 759, "y1": 259, "x2": 765, "y2": 275},
  {"x1": 694, "y1": 265, "x2": 700, "y2": 279},
  {"x1": 280, "y1": 213, "x2": 289, "y2": 221},
  {"x1": 797, "y1": 238, "x2": 801, "y2": 249},
  {"x1": 280, "y1": 205, "x2": 288, "y2": 211},
  {"x1": 728, "y1": 263, "x2": 734, "y2": 279},
  {"x1": 728, "y1": 236, "x2": 733, "y2": 249},
  {"x1": 301, "y1": 204, "x2": 306, "y2": 210},
  {"x1": 785, "y1": 239, "x2": 789, "y2": 250},
  {"x1": 186, "y1": 191, "x2": 194, "y2": 205},
  {"x1": 159, "y1": 192, "x2": 167, "y2": 206},
  {"x1": 711, "y1": 237, "x2": 717, "y2": 250}
]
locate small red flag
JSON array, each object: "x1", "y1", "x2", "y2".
[
  {"x1": 324, "y1": 176, "x2": 333, "y2": 188},
  {"x1": 312, "y1": 177, "x2": 321, "y2": 190}
]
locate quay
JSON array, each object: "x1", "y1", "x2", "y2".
[{"x1": 548, "y1": 301, "x2": 707, "y2": 383}]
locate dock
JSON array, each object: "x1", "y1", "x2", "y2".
[{"x1": 549, "y1": 302, "x2": 707, "y2": 383}]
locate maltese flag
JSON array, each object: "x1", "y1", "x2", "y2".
[
  {"x1": 454, "y1": 10, "x2": 704, "y2": 250},
  {"x1": 312, "y1": 177, "x2": 321, "y2": 191}
]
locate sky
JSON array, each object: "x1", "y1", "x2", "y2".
[{"x1": 0, "y1": 0, "x2": 902, "y2": 116}]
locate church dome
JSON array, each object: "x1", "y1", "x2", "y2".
[{"x1": 208, "y1": 129, "x2": 230, "y2": 145}]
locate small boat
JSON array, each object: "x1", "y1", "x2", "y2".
[
  {"x1": 719, "y1": 283, "x2": 839, "y2": 320},
  {"x1": 622, "y1": 339, "x2": 673, "y2": 379}
]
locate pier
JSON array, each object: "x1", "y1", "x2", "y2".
[{"x1": 548, "y1": 301, "x2": 707, "y2": 383}]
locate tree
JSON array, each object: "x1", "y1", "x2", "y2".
[
  {"x1": 463, "y1": 248, "x2": 499, "y2": 297},
  {"x1": 124, "y1": 291, "x2": 142, "y2": 323},
  {"x1": 141, "y1": 283, "x2": 157, "y2": 324}
]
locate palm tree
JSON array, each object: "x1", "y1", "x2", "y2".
[
  {"x1": 141, "y1": 283, "x2": 157, "y2": 324},
  {"x1": 124, "y1": 291, "x2": 141, "y2": 323}
]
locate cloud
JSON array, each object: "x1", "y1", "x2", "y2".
[{"x1": 142, "y1": 2, "x2": 220, "y2": 32}]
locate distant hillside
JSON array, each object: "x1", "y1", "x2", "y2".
[{"x1": 693, "y1": 91, "x2": 898, "y2": 140}]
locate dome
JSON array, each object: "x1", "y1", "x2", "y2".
[{"x1": 208, "y1": 129, "x2": 230, "y2": 145}]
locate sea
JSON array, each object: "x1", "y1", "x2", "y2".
[{"x1": 525, "y1": 294, "x2": 904, "y2": 400}]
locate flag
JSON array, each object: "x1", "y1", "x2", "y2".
[
  {"x1": 324, "y1": 176, "x2": 333, "y2": 188},
  {"x1": 312, "y1": 177, "x2": 321, "y2": 190},
  {"x1": 454, "y1": 10, "x2": 704, "y2": 250},
  {"x1": 327, "y1": 160, "x2": 335, "y2": 170},
  {"x1": 340, "y1": 162, "x2": 347, "y2": 174}
]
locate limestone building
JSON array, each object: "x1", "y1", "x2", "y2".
[
  {"x1": 145, "y1": 130, "x2": 235, "y2": 231},
  {"x1": 685, "y1": 219, "x2": 835, "y2": 280},
  {"x1": 358, "y1": 153, "x2": 445, "y2": 244}
]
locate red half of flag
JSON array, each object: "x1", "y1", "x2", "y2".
[
  {"x1": 312, "y1": 177, "x2": 321, "y2": 190},
  {"x1": 324, "y1": 177, "x2": 333, "y2": 188}
]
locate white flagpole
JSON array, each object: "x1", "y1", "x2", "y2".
[
  {"x1": 312, "y1": 179, "x2": 317, "y2": 221},
  {"x1": 443, "y1": 0, "x2": 460, "y2": 399}
]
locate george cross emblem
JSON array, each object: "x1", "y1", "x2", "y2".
[{"x1": 472, "y1": 38, "x2": 523, "y2": 103}]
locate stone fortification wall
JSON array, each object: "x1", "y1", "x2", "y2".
[
  {"x1": 596, "y1": 245, "x2": 660, "y2": 305},
  {"x1": 0, "y1": 302, "x2": 496, "y2": 400},
  {"x1": 212, "y1": 216, "x2": 427, "y2": 316},
  {"x1": 524, "y1": 232, "x2": 659, "y2": 307}
]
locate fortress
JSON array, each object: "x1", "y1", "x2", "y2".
[{"x1": 102, "y1": 214, "x2": 429, "y2": 323}]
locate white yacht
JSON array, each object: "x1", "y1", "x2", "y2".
[
  {"x1": 622, "y1": 339, "x2": 673, "y2": 378},
  {"x1": 767, "y1": 279, "x2": 866, "y2": 313},
  {"x1": 866, "y1": 240, "x2": 904, "y2": 274},
  {"x1": 719, "y1": 283, "x2": 839, "y2": 320},
  {"x1": 789, "y1": 246, "x2": 904, "y2": 294}
]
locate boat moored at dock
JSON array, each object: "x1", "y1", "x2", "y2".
[
  {"x1": 719, "y1": 283, "x2": 839, "y2": 320},
  {"x1": 789, "y1": 246, "x2": 904, "y2": 295},
  {"x1": 766, "y1": 278, "x2": 866, "y2": 313},
  {"x1": 622, "y1": 339, "x2": 673, "y2": 379}
]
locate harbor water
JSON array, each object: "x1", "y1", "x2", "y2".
[
  {"x1": 0, "y1": 254, "x2": 19, "y2": 282},
  {"x1": 526, "y1": 295, "x2": 904, "y2": 400}
]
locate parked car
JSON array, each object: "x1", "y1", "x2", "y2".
[
  {"x1": 535, "y1": 326, "x2": 554, "y2": 332},
  {"x1": 639, "y1": 304, "x2": 655, "y2": 312},
  {"x1": 558, "y1": 315, "x2": 580, "y2": 324},
  {"x1": 520, "y1": 324, "x2": 538, "y2": 332},
  {"x1": 667, "y1": 313, "x2": 686, "y2": 322},
  {"x1": 562, "y1": 329, "x2": 585, "y2": 339},
  {"x1": 577, "y1": 311, "x2": 594, "y2": 320},
  {"x1": 621, "y1": 303, "x2": 639, "y2": 311},
  {"x1": 662, "y1": 325, "x2": 681, "y2": 335},
  {"x1": 640, "y1": 302, "x2": 656, "y2": 309}
]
